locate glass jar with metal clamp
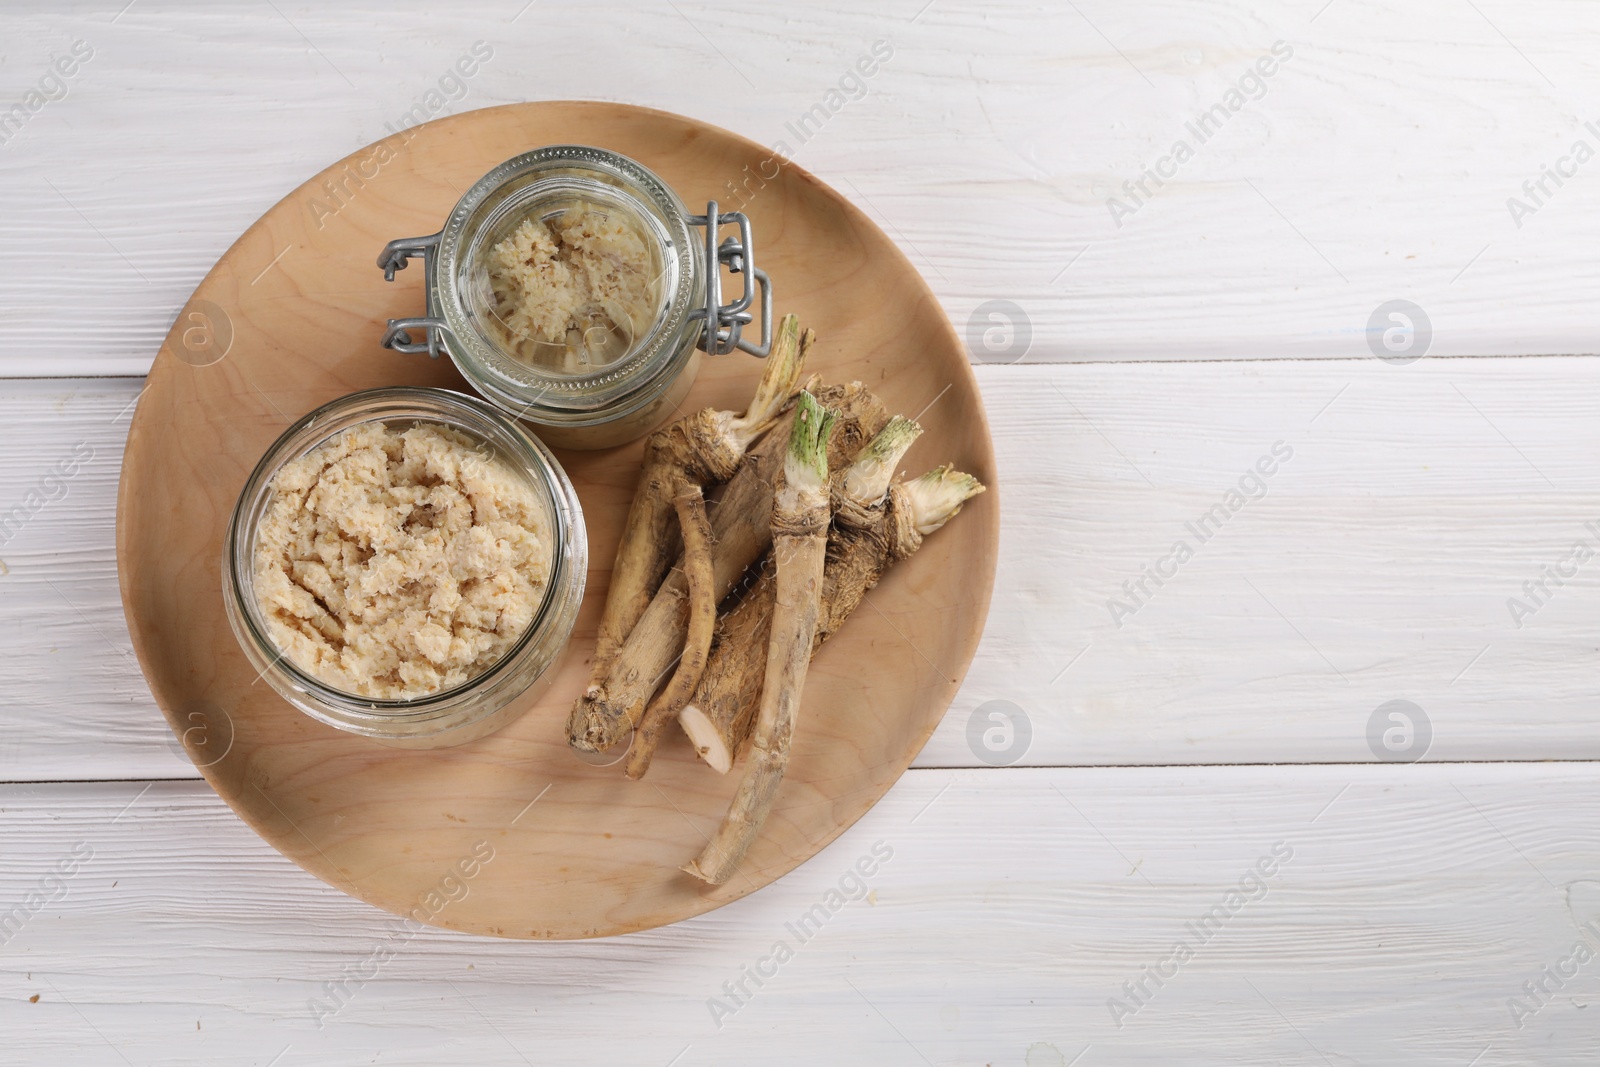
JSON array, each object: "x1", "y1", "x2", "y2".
[{"x1": 376, "y1": 144, "x2": 772, "y2": 450}]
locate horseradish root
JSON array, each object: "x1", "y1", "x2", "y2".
[
  {"x1": 679, "y1": 562, "x2": 773, "y2": 774},
  {"x1": 903, "y1": 464, "x2": 988, "y2": 534},
  {"x1": 624, "y1": 482, "x2": 716, "y2": 780},
  {"x1": 680, "y1": 457, "x2": 984, "y2": 774},
  {"x1": 587, "y1": 315, "x2": 809, "y2": 693},
  {"x1": 679, "y1": 415, "x2": 923, "y2": 772},
  {"x1": 566, "y1": 381, "x2": 889, "y2": 753},
  {"x1": 838, "y1": 416, "x2": 923, "y2": 528},
  {"x1": 683, "y1": 391, "x2": 836, "y2": 884}
]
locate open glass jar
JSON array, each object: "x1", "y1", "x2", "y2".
[
  {"x1": 222, "y1": 387, "x2": 587, "y2": 748},
  {"x1": 377, "y1": 145, "x2": 772, "y2": 450}
]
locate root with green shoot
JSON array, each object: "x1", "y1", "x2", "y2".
[
  {"x1": 586, "y1": 315, "x2": 809, "y2": 694},
  {"x1": 566, "y1": 379, "x2": 889, "y2": 753},
  {"x1": 683, "y1": 391, "x2": 837, "y2": 884},
  {"x1": 679, "y1": 459, "x2": 985, "y2": 774}
]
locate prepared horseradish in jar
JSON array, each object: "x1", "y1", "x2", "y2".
[
  {"x1": 378, "y1": 145, "x2": 774, "y2": 450},
  {"x1": 484, "y1": 201, "x2": 661, "y2": 373},
  {"x1": 251, "y1": 420, "x2": 550, "y2": 700},
  {"x1": 223, "y1": 387, "x2": 586, "y2": 747}
]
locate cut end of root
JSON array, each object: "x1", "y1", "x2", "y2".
[
  {"x1": 785, "y1": 390, "x2": 837, "y2": 490},
  {"x1": 680, "y1": 858, "x2": 725, "y2": 885},
  {"x1": 905, "y1": 464, "x2": 986, "y2": 535},
  {"x1": 679, "y1": 704, "x2": 733, "y2": 774},
  {"x1": 566, "y1": 694, "x2": 631, "y2": 754},
  {"x1": 842, "y1": 414, "x2": 923, "y2": 507}
]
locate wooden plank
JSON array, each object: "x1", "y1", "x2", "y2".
[
  {"x1": 923, "y1": 356, "x2": 1600, "y2": 767},
  {"x1": 6, "y1": 3, "x2": 1598, "y2": 1062},
  {"x1": 4, "y1": 359, "x2": 1600, "y2": 779},
  {"x1": 2, "y1": 765, "x2": 1597, "y2": 1064},
  {"x1": 0, "y1": 379, "x2": 164, "y2": 776},
  {"x1": 2, "y1": 2, "x2": 1599, "y2": 376}
]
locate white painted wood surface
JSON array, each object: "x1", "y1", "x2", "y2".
[
  {"x1": 3, "y1": 1, "x2": 1599, "y2": 1063},
  {"x1": 6, "y1": 361, "x2": 1600, "y2": 779},
  {"x1": 6, "y1": 767, "x2": 1600, "y2": 1066},
  {"x1": 4, "y1": 0, "x2": 1600, "y2": 372}
]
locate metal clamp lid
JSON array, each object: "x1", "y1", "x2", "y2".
[
  {"x1": 375, "y1": 200, "x2": 772, "y2": 360},
  {"x1": 686, "y1": 201, "x2": 772, "y2": 357},
  {"x1": 377, "y1": 232, "x2": 444, "y2": 358}
]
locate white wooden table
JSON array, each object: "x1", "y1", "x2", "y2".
[{"x1": 3, "y1": 2, "x2": 1598, "y2": 1063}]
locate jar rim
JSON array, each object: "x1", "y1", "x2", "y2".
[
  {"x1": 222, "y1": 386, "x2": 587, "y2": 734},
  {"x1": 430, "y1": 145, "x2": 703, "y2": 422}
]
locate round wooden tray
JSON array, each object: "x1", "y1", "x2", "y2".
[{"x1": 117, "y1": 102, "x2": 998, "y2": 939}]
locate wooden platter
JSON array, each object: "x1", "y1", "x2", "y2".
[{"x1": 116, "y1": 101, "x2": 998, "y2": 939}]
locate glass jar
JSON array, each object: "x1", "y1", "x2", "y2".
[
  {"x1": 221, "y1": 387, "x2": 587, "y2": 748},
  {"x1": 376, "y1": 144, "x2": 772, "y2": 450}
]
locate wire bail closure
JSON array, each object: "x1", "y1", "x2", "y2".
[
  {"x1": 686, "y1": 201, "x2": 772, "y2": 357},
  {"x1": 377, "y1": 232, "x2": 443, "y2": 358}
]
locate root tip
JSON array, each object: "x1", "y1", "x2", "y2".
[{"x1": 681, "y1": 860, "x2": 724, "y2": 885}]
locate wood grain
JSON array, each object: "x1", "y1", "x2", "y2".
[
  {"x1": 10, "y1": 357, "x2": 1600, "y2": 779},
  {"x1": 5, "y1": 2, "x2": 1600, "y2": 373},
  {"x1": 5, "y1": 2, "x2": 1600, "y2": 1058},
  {"x1": 5, "y1": 766, "x2": 1600, "y2": 1065},
  {"x1": 113, "y1": 102, "x2": 998, "y2": 937}
]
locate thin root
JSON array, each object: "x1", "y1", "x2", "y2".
[{"x1": 624, "y1": 481, "x2": 717, "y2": 779}]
